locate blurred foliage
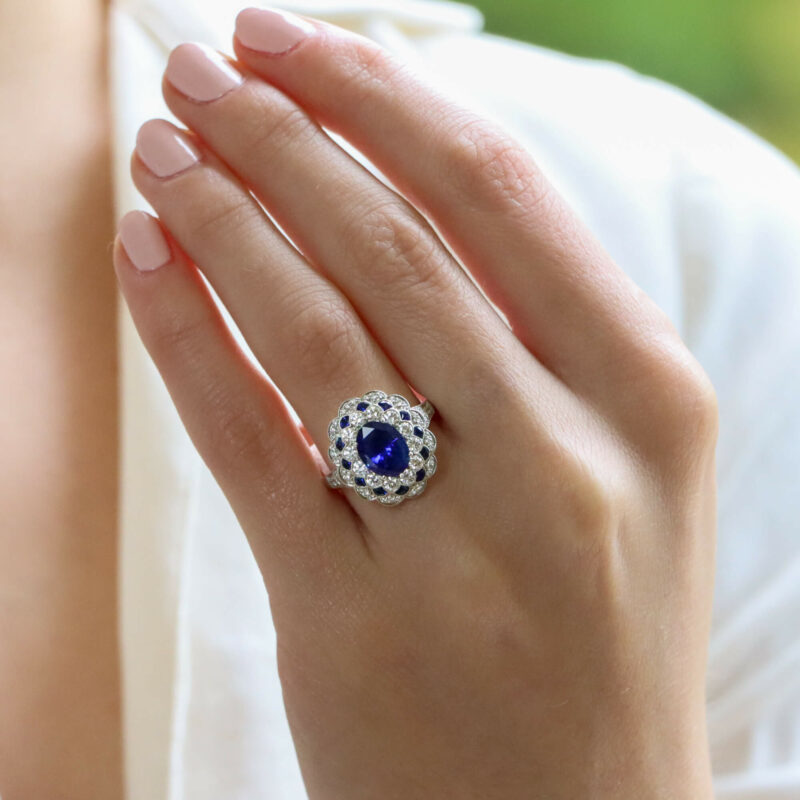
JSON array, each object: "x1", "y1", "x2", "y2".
[{"x1": 470, "y1": 0, "x2": 800, "y2": 164}]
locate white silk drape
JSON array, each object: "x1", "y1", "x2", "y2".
[{"x1": 109, "y1": 2, "x2": 800, "y2": 797}]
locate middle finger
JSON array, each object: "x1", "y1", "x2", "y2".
[{"x1": 161, "y1": 43, "x2": 536, "y2": 423}]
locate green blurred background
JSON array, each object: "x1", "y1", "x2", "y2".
[{"x1": 470, "y1": 0, "x2": 800, "y2": 164}]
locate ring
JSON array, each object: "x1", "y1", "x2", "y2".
[{"x1": 325, "y1": 389, "x2": 438, "y2": 505}]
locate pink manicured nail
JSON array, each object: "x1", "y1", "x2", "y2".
[
  {"x1": 136, "y1": 119, "x2": 199, "y2": 177},
  {"x1": 235, "y1": 7, "x2": 314, "y2": 55},
  {"x1": 118, "y1": 211, "x2": 171, "y2": 272},
  {"x1": 166, "y1": 42, "x2": 243, "y2": 102}
]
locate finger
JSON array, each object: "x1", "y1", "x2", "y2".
[
  {"x1": 231, "y1": 8, "x2": 680, "y2": 407},
  {"x1": 130, "y1": 118, "x2": 414, "y2": 463},
  {"x1": 160, "y1": 42, "x2": 531, "y2": 425},
  {"x1": 113, "y1": 210, "x2": 363, "y2": 593}
]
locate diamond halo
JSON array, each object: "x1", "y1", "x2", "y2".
[{"x1": 325, "y1": 389, "x2": 437, "y2": 505}]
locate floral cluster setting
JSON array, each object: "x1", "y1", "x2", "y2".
[{"x1": 325, "y1": 389, "x2": 438, "y2": 506}]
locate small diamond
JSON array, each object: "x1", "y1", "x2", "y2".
[
  {"x1": 363, "y1": 390, "x2": 387, "y2": 403},
  {"x1": 408, "y1": 481, "x2": 426, "y2": 497},
  {"x1": 411, "y1": 409, "x2": 429, "y2": 427},
  {"x1": 355, "y1": 482, "x2": 373, "y2": 499},
  {"x1": 338, "y1": 398, "x2": 358, "y2": 417},
  {"x1": 384, "y1": 476, "x2": 401, "y2": 492}
]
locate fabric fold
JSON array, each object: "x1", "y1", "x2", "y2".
[{"x1": 110, "y1": 1, "x2": 800, "y2": 797}]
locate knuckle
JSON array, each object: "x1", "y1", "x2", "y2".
[
  {"x1": 145, "y1": 309, "x2": 277, "y2": 474},
  {"x1": 244, "y1": 97, "x2": 319, "y2": 162},
  {"x1": 458, "y1": 349, "x2": 531, "y2": 425},
  {"x1": 331, "y1": 36, "x2": 407, "y2": 102},
  {"x1": 288, "y1": 290, "x2": 368, "y2": 385},
  {"x1": 443, "y1": 114, "x2": 551, "y2": 215},
  {"x1": 647, "y1": 343, "x2": 720, "y2": 448},
  {"x1": 187, "y1": 187, "x2": 255, "y2": 249},
  {"x1": 344, "y1": 200, "x2": 450, "y2": 298},
  {"x1": 204, "y1": 393, "x2": 274, "y2": 475},
  {"x1": 561, "y1": 462, "x2": 619, "y2": 536},
  {"x1": 146, "y1": 304, "x2": 210, "y2": 367}
]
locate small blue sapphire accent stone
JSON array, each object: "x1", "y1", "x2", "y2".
[
  {"x1": 413, "y1": 426, "x2": 424, "y2": 438},
  {"x1": 355, "y1": 477, "x2": 366, "y2": 486},
  {"x1": 356, "y1": 401, "x2": 369, "y2": 411},
  {"x1": 416, "y1": 468, "x2": 426, "y2": 481},
  {"x1": 356, "y1": 421, "x2": 410, "y2": 477},
  {"x1": 396, "y1": 485, "x2": 409, "y2": 495},
  {"x1": 378, "y1": 401, "x2": 392, "y2": 410},
  {"x1": 419, "y1": 446, "x2": 429, "y2": 459},
  {"x1": 399, "y1": 410, "x2": 411, "y2": 421},
  {"x1": 373, "y1": 487, "x2": 386, "y2": 496},
  {"x1": 340, "y1": 415, "x2": 349, "y2": 429},
  {"x1": 341, "y1": 459, "x2": 351, "y2": 470},
  {"x1": 335, "y1": 437, "x2": 345, "y2": 451}
]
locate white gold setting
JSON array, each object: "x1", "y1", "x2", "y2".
[{"x1": 325, "y1": 389, "x2": 437, "y2": 505}]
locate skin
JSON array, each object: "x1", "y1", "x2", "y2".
[
  {"x1": 113, "y1": 10, "x2": 719, "y2": 800},
  {"x1": 0, "y1": 0, "x2": 122, "y2": 797}
]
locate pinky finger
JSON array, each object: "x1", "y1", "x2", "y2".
[{"x1": 113, "y1": 210, "x2": 363, "y2": 597}]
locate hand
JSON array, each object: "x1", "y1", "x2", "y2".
[{"x1": 113, "y1": 8, "x2": 718, "y2": 799}]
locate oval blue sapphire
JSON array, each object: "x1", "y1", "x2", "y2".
[{"x1": 356, "y1": 421, "x2": 409, "y2": 477}]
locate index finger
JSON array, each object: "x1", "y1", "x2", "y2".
[{"x1": 232, "y1": 8, "x2": 681, "y2": 411}]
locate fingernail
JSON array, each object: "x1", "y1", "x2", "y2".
[
  {"x1": 118, "y1": 211, "x2": 171, "y2": 272},
  {"x1": 166, "y1": 42, "x2": 243, "y2": 102},
  {"x1": 136, "y1": 119, "x2": 199, "y2": 177},
  {"x1": 235, "y1": 7, "x2": 314, "y2": 55}
]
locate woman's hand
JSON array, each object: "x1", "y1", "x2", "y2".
[{"x1": 113, "y1": 8, "x2": 718, "y2": 798}]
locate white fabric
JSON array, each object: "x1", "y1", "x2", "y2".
[{"x1": 109, "y1": 1, "x2": 800, "y2": 798}]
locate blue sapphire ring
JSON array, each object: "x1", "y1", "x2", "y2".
[{"x1": 325, "y1": 389, "x2": 437, "y2": 505}]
